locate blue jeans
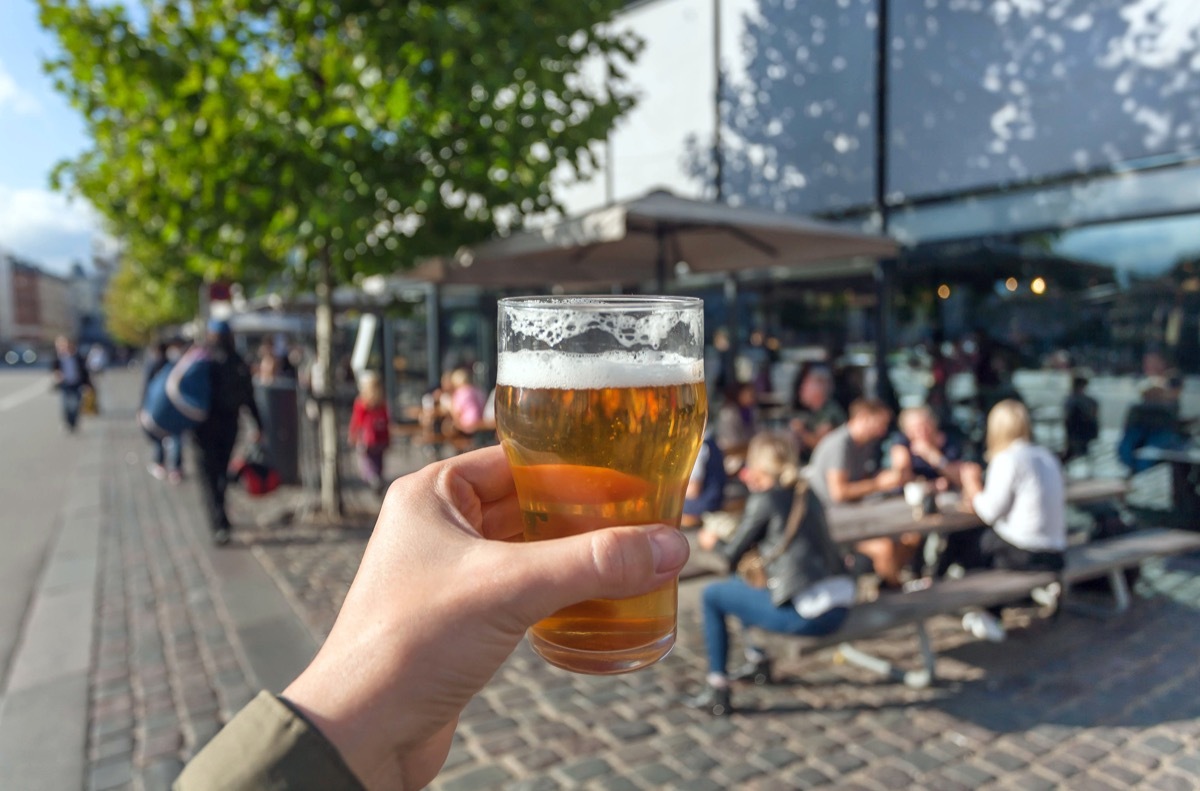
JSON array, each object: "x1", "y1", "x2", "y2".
[
  {"x1": 152, "y1": 433, "x2": 183, "y2": 471},
  {"x1": 60, "y1": 386, "x2": 82, "y2": 430},
  {"x1": 702, "y1": 576, "x2": 849, "y2": 674}
]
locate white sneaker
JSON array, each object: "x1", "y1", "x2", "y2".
[
  {"x1": 1031, "y1": 582, "x2": 1062, "y2": 608},
  {"x1": 962, "y1": 611, "x2": 1006, "y2": 642}
]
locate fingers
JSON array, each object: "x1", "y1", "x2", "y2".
[
  {"x1": 480, "y1": 493, "x2": 523, "y2": 541},
  {"x1": 492, "y1": 526, "x2": 690, "y2": 624},
  {"x1": 438, "y1": 446, "x2": 515, "y2": 503}
]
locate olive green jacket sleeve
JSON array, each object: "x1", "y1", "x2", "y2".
[{"x1": 174, "y1": 691, "x2": 365, "y2": 790}]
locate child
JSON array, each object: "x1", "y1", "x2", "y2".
[
  {"x1": 349, "y1": 372, "x2": 391, "y2": 495},
  {"x1": 687, "y1": 431, "x2": 853, "y2": 716}
]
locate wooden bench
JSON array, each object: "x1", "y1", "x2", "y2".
[{"x1": 785, "y1": 528, "x2": 1200, "y2": 689}]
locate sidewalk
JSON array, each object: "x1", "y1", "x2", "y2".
[{"x1": 50, "y1": 372, "x2": 316, "y2": 791}]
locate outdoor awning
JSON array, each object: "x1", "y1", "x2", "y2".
[{"x1": 412, "y1": 188, "x2": 899, "y2": 289}]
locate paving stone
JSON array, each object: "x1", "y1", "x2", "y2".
[
  {"x1": 757, "y1": 746, "x2": 801, "y2": 769},
  {"x1": 140, "y1": 757, "x2": 184, "y2": 791},
  {"x1": 981, "y1": 749, "x2": 1028, "y2": 772},
  {"x1": 1142, "y1": 735, "x2": 1185, "y2": 756},
  {"x1": 438, "y1": 765, "x2": 514, "y2": 791},
  {"x1": 592, "y1": 777, "x2": 640, "y2": 791},
  {"x1": 634, "y1": 762, "x2": 681, "y2": 785},
  {"x1": 89, "y1": 757, "x2": 133, "y2": 791},
  {"x1": 1146, "y1": 772, "x2": 1197, "y2": 791},
  {"x1": 715, "y1": 761, "x2": 765, "y2": 785},
  {"x1": 1169, "y1": 754, "x2": 1200, "y2": 775},
  {"x1": 606, "y1": 720, "x2": 657, "y2": 741},
  {"x1": 560, "y1": 757, "x2": 613, "y2": 783}
]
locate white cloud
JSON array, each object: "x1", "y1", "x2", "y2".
[
  {"x1": 0, "y1": 58, "x2": 41, "y2": 117},
  {"x1": 0, "y1": 186, "x2": 115, "y2": 273}
]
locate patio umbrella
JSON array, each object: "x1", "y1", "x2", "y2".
[{"x1": 413, "y1": 188, "x2": 898, "y2": 290}]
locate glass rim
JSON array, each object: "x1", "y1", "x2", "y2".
[{"x1": 498, "y1": 295, "x2": 702, "y2": 312}]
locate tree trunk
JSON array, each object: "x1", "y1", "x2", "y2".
[{"x1": 315, "y1": 248, "x2": 343, "y2": 517}]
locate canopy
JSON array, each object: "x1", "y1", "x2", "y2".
[{"x1": 413, "y1": 189, "x2": 898, "y2": 289}]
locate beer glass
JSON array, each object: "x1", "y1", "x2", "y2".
[{"x1": 496, "y1": 296, "x2": 707, "y2": 674}]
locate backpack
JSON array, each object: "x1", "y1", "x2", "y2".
[
  {"x1": 229, "y1": 443, "x2": 281, "y2": 496},
  {"x1": 139, "y1": 347, "x2": 213, "y2": 438}
]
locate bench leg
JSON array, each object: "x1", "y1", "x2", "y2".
[
  {"x1": 834, "y1": 621, "x2": 936, "y2": 689},
  {"x1": 1063, "y1": 569, "x2": 1132, "y2": 618}
]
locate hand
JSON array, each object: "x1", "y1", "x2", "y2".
[
  {"x1": 697, "y1": 527, "x2": 720, "y2": 552},
  {"x1": 281, "y1": 446, "x2": 690, "y2": 790},
  {"x1": 250, "y1": 429, "x2": 263, "y2": 445},
  {"x1": 875, "y1": 469, "x2": 904, "y2": 492}
]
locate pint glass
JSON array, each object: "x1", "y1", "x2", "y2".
[{"x1": 496, "y1": 296, "x2": 707, "y2": 674}]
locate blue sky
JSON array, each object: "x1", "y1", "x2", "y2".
[{"x1": 0, "y1": 0, "x2": 107, "y2": 274}]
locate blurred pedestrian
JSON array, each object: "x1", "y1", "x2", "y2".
[
  {"x1": 890, "y1": 405, "x2": 974, "y2": 490},
  {"x1": 195, "y1": 319, "x2": 263, "y2": 546},
  {"x1": 50, "y1": 336, "x2": 90, "y2": 433},
  {"x1": 714, "y1": 381, "x2": 758, "y2": 472},
  {"x1": 349, "y1": 371, "x2": 391, "y2": 496},
  {"x1": 143, "y1": 339, "x2": 185, "y2": 483}
]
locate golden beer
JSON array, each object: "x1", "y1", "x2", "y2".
[{"x1": 496, "y1": 375, "x2": 707, "y2": 674}]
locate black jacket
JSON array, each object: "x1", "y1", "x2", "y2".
[
  {"x1": 51, "y1": 352, "x2": 91, "y2": 390},
  {"x1": 719, "y1": 484, "x2": 846, "y2": 607},
  {"x1": 205, "y1": 347, "x2": 263, "y2": 429}
]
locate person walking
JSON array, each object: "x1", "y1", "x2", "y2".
[
  {"x1": 195, "y1": 319, "x2": 263, "y2": 545},
  {"x1": 143, "y1": 340, "x2": 185, "y2": 483},
  {"x1": 50, "y1": 336, "x2": 90, "y2": 433}
]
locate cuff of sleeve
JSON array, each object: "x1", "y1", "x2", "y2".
[{"x1": 173, "y1": 691, "x2": 365, "y2": 791}]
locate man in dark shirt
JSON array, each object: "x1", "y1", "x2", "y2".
[{"x1": 195, "y1": 319, "x2": 263, "y2": 545}]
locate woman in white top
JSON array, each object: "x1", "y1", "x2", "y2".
[{"x1": 947, "y1": 400, "x2": 1067, "y2": 640}]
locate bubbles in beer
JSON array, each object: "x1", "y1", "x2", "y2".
[
  {"x1": 503, "y1": 299, "x2": 702, "y2": 351},
  {"x1": 497, "y1": 349, "x2": 703, "y2": 390}
]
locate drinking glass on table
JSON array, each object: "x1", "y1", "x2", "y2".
[{"x1": 495, "y1": 296, "x2": 707, "y2": 674}]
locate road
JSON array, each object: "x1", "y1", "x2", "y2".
[{"x1": 0, "y1": 369, "x2": 84, "y2": 691}]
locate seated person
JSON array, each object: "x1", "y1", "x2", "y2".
[
  {"x1": 688, "y1": 432, "x2": 853, "y2": 715},
  {"x1": 447, "y1": 367, "x2": 487, "y2": 436},
  {"x1": 789, "y1": 367, "x2": 846, "y2": 461},
  {"x1": 809, "y1": 398, "x2": 913, "y2": 588},
  {"x1": 714, "y1": 381, "x2": 757, "y2": 473},
  {"x1": 1118, "y1": 379, "x2": 1187, "y2": 473},
  {"x1": 890, "y1": 405, "x2": 975, "y2": 490},
  {"x1": 949, "y1": 399, "x2": 1067, "y2": 642},
  {"x1": 682, "y1": 433, "x2": 727, "y2": 529},
  {"x1": 1063, "y1": 375, "x2": 1099, "y2": 463}
]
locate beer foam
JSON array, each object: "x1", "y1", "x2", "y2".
[
  {"x1": 502, "y1": 298, "x2": 702, "y2": 351},
  {"x1": 498, "y1": 350, "x2": 703, "y2": 390}
]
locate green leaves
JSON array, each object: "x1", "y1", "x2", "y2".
[{"x1": 39, "y1": 0, "x2": 640, "y2": 289}]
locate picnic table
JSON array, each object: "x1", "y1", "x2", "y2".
[
  {"x1": 1134, "y1": 445, "x2": 1200, "y2": 525},
  {"x1": 825, "y1": 477, "x2": 1130, "y2": 544}
]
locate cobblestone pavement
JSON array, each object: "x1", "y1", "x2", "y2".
[
  {"x1": 248, "y1": 460, "x2": 1200, "y2": 790},
  {"x1": 88, "y1": 417, "x2": 260, "y2": 791},
  {"x1": 86, "y1": 369, "x2": 1200, "y2": 790}
]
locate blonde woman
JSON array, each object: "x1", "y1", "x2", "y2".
[
  {"x1": 951, "y1": 399, "x2": 1067, "y2": 641},
  {"x1": 688, "y1": 431, "x2": 853, "y2": 715}
]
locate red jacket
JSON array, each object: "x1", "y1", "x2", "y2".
[{"x1": 349, "y1": 399, "x2": 391, "y2": 449}]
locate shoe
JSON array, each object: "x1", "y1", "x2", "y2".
[
  {"x1": 213, "y1": 528, "x2": 231, "y2": 547},
  {"x1": 962, "y1": 611, "x2": 1006, "y2": 642},
  {"x1": 730, "y1": 657, "x2": 772, "y2": 686},
  {"x1": 148, "y1": 464, "x2": 167, "y2": 480},
  {"x1": 167, "y1": 470, "x2": 183, "y2": 485},
  {"x1": 1031, "y1": 582, "x2": 1062, "y2": 608},
  {"x1": 683, "y1": 684, "x2": 732, "y2": 716}
]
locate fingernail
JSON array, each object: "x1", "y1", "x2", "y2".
[{"x1": 648, "y1": 527, "x2": 689, "y2": 573}]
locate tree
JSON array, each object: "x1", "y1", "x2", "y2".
[
  {"x1": 105, "y1": 252, "x2": 199, "y2": 347},
  {"x1": 41, "y1": 0, "x2": 640, "y2": 514}
]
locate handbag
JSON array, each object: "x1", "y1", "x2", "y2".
[{"x1": 735, "y1": 479, "x2": 810, "y2": 589}]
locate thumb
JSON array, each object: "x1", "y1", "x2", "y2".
[{"x1": 499, "y1": 525, "x2": 690, "y2": 625}]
